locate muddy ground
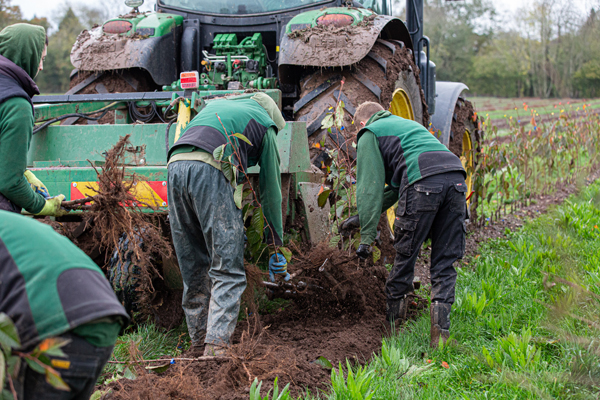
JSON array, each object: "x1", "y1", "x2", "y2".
[{"x1": 100, "y1": 168, "x2": 600, "y2": 399}]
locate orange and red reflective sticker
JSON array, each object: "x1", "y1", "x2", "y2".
[{"x1": 70, "y1": 181, "x2": 168, "y2": 207}]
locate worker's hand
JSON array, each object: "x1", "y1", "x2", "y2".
[
  {"x1": 35, "y1": 195, "x2": 69, "y2": 217},
  {"x1": 24, "y1": 170, "x2": 50, "y2": 199},
  {"x1": 269, "y1": 253, "x2": 290, "y2": 282},
  {"x1": 340, "y1": 215, "x2": 360, "y2": 237},
  {"x1": 356, "y1": 244, "x2": 371, "y2": 260}
]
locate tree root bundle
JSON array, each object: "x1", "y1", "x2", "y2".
[
  {"x1": 286, "y1": 243, "x2": 389, "y2": 314},
  {"x1": 71, "y1": 134, "x2": 172, "y2": 309}
]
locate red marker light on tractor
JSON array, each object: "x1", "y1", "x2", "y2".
[{"x1": 180, "y1": 71, "x2": 199, "y2": 89}]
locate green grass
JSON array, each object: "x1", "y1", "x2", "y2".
[
  {"x1": 100, "y1": 322, "x2": 190, "y2": 383},
  {"x1": 469, "y1": 97, "x2": 600, "y2": 119},
  {"x1": 281, "y1": 181, "x2": 600, "y2": 399}
]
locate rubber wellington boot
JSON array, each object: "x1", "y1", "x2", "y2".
[
  {"x1": 430, "y1": 302, "x2": 451, "y2": 349},
  {"x1": 203, "y1": 343, "x2": 227, "y2": 357},
  {"x1": 386, "y1": 296, "x2": 408, "y2": 323}
]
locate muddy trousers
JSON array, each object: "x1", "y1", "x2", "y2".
[
  {"x1": 168, "y1": 160, "x2": 246, "y2": 346},
  {"x1": 387, "y1": 171, "x2": 467, "y2": 304}
]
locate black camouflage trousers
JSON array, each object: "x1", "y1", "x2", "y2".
[
  {"x1": 168, "y1": 160, "x2": 246, "y2": 347},
  {"x1": 387, "y1": 171, "x2": 467, "y2": 304},
  {"x1": 15, "y1": 331, "x2": 114, "y2": 399}
]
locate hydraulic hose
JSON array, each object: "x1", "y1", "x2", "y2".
[
  {"x1": 128, "y1": 101, "x2": 158, "y2": 123},
  {"x1": 33, "y1": 102, "x2": 118, "y2": 135},
  {"x1": 163, "y1": 98, "x2": 182, "y2": 160}
]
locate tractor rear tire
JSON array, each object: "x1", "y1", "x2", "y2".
[
  {"x1": 109, "y1": 232, "x2": 184, "y2": 329},
  {"x1": 448, "y1": 97, "x2": 482, "y2": 218},
  {"x1": 293, "y1": 41, "x2": 428, "y2": 166}
]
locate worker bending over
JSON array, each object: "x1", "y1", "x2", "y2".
[
  {"x1": 167, "y1": 93, "x2": 289, "y2": 356},
  {"x1": 0, "y1": 23, "x2": 65, "y2": 216},
  {"x1": 0, "y1": 211, "x2": 129, "y2": 398},
  {"x1": 349, "y1": 102, "x2": 467, "y2": 348}
]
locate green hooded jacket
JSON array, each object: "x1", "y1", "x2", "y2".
[{"x1": 0, "y1": 23, "x2": 46, "y2": 214}]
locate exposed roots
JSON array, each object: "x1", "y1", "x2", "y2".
[
  {"x1": 221, "y1": 315, "x2": 297, "y2": 390},
  {"x1": 286, "y1": 243, "x2": 388, "y2": 316},
  {"x1": 73, "y1": 134, "x2": 172, "y2": 311},
  {"x1": 242, "y1": 263, "x2": 266, "y2": 315}
]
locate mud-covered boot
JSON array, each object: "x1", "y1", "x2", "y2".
[
  {"x1": 430, "y1": 302, "x2": 451, "y2": 349},
  {"x1": 386, "y1": 295, "x2": 408, "y2": 323},
  {"x1": 203, "y1": 343, "x2": 227, "y2": 357}
]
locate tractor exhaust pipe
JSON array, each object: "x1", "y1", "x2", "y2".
[{"x1": 406, "y1": 0, "x2": 424, "y2": 54}]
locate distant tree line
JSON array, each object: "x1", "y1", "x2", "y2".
[
  {"x1": 420, "y1": 0, "x2": 600, "y2": 98},
  {"x1": 0, "y1": 0, "x2": 127, "y2": 93}
]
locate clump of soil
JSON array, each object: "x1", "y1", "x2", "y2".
[
  {"x1": 286, "y1": 244, "x2": 389, "y2": 315},
  {"x1": 287, "y1": 14, "x2": 376, "y2": 41},
  {"x1": 102, "y1": 236, "x2": 431, "y2": 399},
  {"x1": 105, "y1": 267, "x2": 412, "y2": 400},
  {"x1": 64, "y1": 135, "x2": 172, "y2": 314}
]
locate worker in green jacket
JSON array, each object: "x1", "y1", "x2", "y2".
[
  {"x1": 344, "y1": 102, "x2": 467, "y2": 348},
  {"x1": 0, "y1": 23, "x2": 66, "y2": 216},
  {"x1": 167, "y1": 93, "x2": 288, "y2": 356},
  {"x1": 0, "y1": 211, "x2": 129, "y2": 398}
]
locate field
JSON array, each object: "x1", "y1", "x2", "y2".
[
  {"x1": 93, "y1": 100, "x2": 600, "y2": 399},
  {"x1": 469, "y1": 96, "x2": 600, "y2": 138}
]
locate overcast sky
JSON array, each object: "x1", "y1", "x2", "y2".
[
  {"x1": 13, "y1": 0, "x2": 599, "y2": 29},
  {"x1": 16, "y1": 0, "x2": 530, "y2": 22},
  {"x1": 16, "y1": 0, "x2": 153, "y2": 22}
]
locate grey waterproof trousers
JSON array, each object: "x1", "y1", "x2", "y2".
[{"x1": 168, "y1": 160, "x2": 246, "y2": 346}]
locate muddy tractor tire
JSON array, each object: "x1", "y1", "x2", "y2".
[
  {"x1": 293, "y1": 40, "x2": 427, "y2": 166},
  {"x1": 447, "y1": 97, "x2": 482, "y2": 216},
  {"x1": 109, "y1": 233, "x2": 184, "y2": 330}
]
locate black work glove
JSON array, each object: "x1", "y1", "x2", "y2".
[
  {"x1": 356, "y1": 243, "x2": 371, "y2": 260},
  {"x1": 340, "y1": 215, "x2": 360, "y2": 237}
]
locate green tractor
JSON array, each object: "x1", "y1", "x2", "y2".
[
  {"x1": 67, "y1": 0, "x2": 481, "y2": 191},
  {"x1": 29, "y1": 0, "x2": 481, "y2": 323}
]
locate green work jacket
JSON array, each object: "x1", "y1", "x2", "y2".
[
  {"x1": 0, "y1": 211, "x2": 129, "y2": 349},
  {"x1": 169, "y1": 98, "x2": 284, "y2": 245},
  {"x1": 0, "y1": 24, "x2": 48, "y2": 214},
  {"x1": 356, "y1": 111, "x2": 465, "y2": 244}
]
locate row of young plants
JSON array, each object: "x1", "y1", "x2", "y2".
[
  {"x1": 474, "y1": 102, "x2": 600, "y2": 224},
  {"x1": 250, "y1": 180, "x2": 600, "y2": 399}
]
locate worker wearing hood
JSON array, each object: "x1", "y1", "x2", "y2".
[{"x1": 0, "y1": 23, "x2": 66, "y2": 217}]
